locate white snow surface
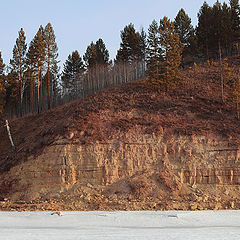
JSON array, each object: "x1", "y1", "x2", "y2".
[{"x1": 0, "y1": 210, "x2": 240, "y2": 240}]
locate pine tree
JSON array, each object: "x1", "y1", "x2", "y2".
[
  {"x1": 32, "y1": 26, "x2": 46, "y2": 113},
  {"x1": 211, "y1": 2, "x2": 232, "y2": 52},
  {"x1": 10, "y1": 28, "x2": 27, "y2": 116},
  {"x1": 0, "y1": 52, "x2": 4, "y2": 76},
  {"x1": 83, "y1": 39, "x2": 110, "y2": 91},
  {"x1": 197, "y1": 1, "x2": 232, "y2": 59},
  {"x1": 174, "y1": 8, "x2": 195, "y2": 60},
  {"x1": 83, "y1": 42, "x2": 98, "y2": 68},
  {"x1": 26, "y1": 39, "x2": 36, "y2": 113},
  {"x1": 44, "y1": 23, "x2": 59, "y2": 109},
  {"x1": 95, "y1": 38, "x2": 109, "y2": 65},
  {"x1": 209, "y1": 2, "x2": 232, "y2": 101},
  {"x1": 159, "y1": 17, "x2": 183, "y2": 89},
  {"x1": 116, "y1": 23, "x2": 145, "y2": 63},
  {"x1": 146, "y1": 20, "x2": 162, "y2": 84},
  {"x1": 4, "y1": 72, "x2": 18, "y2": 118},
  {"x1": 196, "y1": 2, "x2": 212, "y2": 59},
  {"x1": 174, "y1": 9, "x2": 194, "y2": 48},
  {"x1": 140, "y1": 28, "x2": 147, "y2": 61},
  {"x1": 230, "y1": 0, "x2": 240, "y2": 52},
  {"x1": 95, "y1": 38, "x2": 110, "y2": 89},
  {"x1": 221, "y1": 3, "x2": 233, "y2": 52},
  {"x1": 49, "y1": 62, "x2": 60, "y2": 107},
  {"x1": 84, "y1": 38, "x2": 110, "y2": 68},
  {"x1": 139, "y1": 27, "x2": 147, "y2": 76},
  {"x1": 62, "y1": 50, "x2": 85, "y2": 98},
  {"x1": 0, "y1": 52, "x2": 5, "y2": 115}
]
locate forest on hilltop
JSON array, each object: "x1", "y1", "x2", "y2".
[{"x1": 0, "y1": 0, "x2": 240, "y2": 119}]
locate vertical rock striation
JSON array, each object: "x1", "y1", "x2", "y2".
[{"x1": 1, "y1": 128, "x2": 239, "y2": 201}]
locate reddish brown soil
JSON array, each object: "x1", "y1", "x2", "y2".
[{"x1": 0, "y1": 61, "x2": 240, "y2": 211}]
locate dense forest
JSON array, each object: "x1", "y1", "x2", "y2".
[{"x1": 0, "y1": 0, "x2": 240, "y2": 119}]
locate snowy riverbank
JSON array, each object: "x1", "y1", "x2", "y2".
[{"x1": 0, "y1": 210, "x2": 240, "y2": 239}]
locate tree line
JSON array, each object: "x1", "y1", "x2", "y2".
[
  {"x1": 0, "y1": 23, "x2": 59, "y2": 118},
  {"x1": 0, "y1": 0, "x2": 240, "y2": 119}
]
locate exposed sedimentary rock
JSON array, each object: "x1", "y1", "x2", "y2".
[{"x1": 1, "y1": 127, "x2": 239, "y2": 201}]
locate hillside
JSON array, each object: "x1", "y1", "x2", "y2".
[{"x1": 1, "y1": 60, "x2": 240, "y2": 211}]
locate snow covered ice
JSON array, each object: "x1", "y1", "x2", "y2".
[{"x1": 0, "y1": 210, "x2": 240, "y2": 240}]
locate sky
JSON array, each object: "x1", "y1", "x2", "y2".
[{"x1": 0, "y1": 0, "x2": 226, "y2": 71}]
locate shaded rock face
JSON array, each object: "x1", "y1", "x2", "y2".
[{"x1": 1, "y1": 128, "x2": 239, "y2": 201}]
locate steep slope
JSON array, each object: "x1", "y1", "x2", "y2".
[{"x1": 0, "y1": 62, "x2": 240, "y2": 211}]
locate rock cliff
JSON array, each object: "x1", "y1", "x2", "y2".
[{"x1": 1, "y1": 130, "x2": 240, "y2": 201}]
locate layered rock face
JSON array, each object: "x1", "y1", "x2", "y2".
[{"x1": 2, "y1": 128, "x2": 239, "y2": 201}]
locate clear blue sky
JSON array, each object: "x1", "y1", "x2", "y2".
[{"x1": 0, "y1": 0, "x2": 225, "y2": 70}]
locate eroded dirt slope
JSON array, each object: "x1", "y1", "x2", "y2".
[{"x1": 0, "y1": 61, "x2": 240, "y2": 211}]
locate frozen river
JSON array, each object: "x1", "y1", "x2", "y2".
[{"x1": 0, "y1": 210, "x2": 240, "y2": 239}]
